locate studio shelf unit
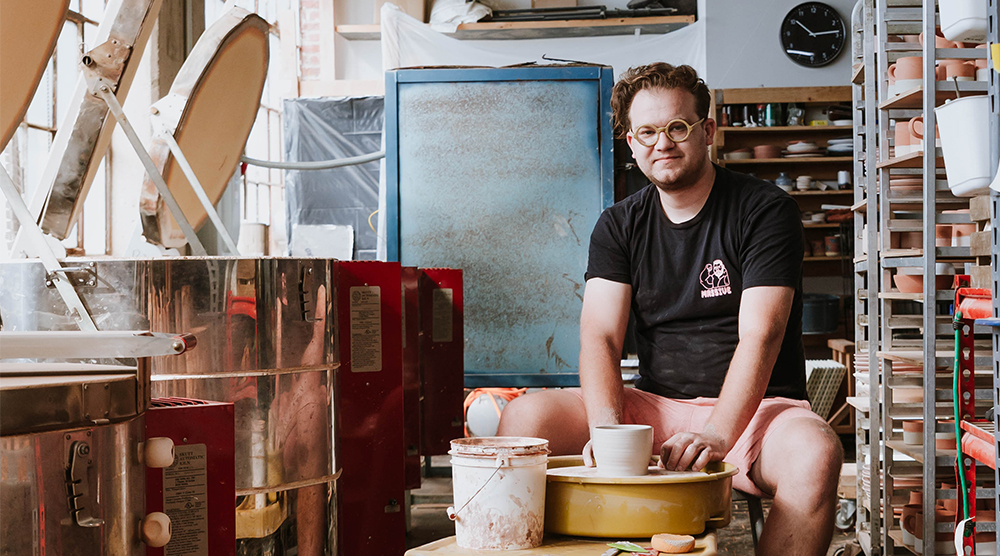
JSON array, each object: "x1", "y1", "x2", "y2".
[
  {"x1": 852, "y1": 0, "x2": 1000, "y2": 555},
  {"x1": 711, "y1": 88, "x2": 855, "y2": 276}
]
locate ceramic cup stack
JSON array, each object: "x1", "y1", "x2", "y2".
[{"x1": 592, "y1": 424, "x2": 654, "y2": 477}]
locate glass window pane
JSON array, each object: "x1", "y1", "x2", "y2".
[
  {"x1": 257, "y1": 182, "x2": 270, "y2": 225},
  {"x1": 83, "y1": 155, "x2": 107, "y2": 254},
  {"x1": 81, "y1": 21, "x2": 99, "y2": 51},
  {"x1": 244, "y1": 108, "x2": 269, "y2": 183},
  {"x1": 25, "y1": 59, "x2": 54, "y2": 128},
  {"x1": 268, "y1": 109, "x2": 282, "y2": 184},
  {"x1": 245, "y1": 181, "x2": 259, "y2": 222},
  {"x1": 24, "y1": 128, "x2": 53, "y2": 199},
  {"x1": 80, "y1": 0, "x2": 105, "y2": 23},
  {"x1": 61, "y1": 223, "x2": 79, "y2": 250},
  {"x1": 57, "y1": 22, "x2": 81, "y2": 124}
]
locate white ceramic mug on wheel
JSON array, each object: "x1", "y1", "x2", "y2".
[{"x1": 591, "y1": 424, "x2": 653, "y2": 476}]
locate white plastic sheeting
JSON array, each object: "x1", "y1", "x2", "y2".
[
  {"x1": 380, "y1": 4, "x2": 706, "y2": 78},
  {"x1": 374, "y1": 3, "x2": 705, "y2": 259}
]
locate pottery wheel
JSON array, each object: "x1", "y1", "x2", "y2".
[{"x1": 548, "y1": 465, "x2": 711, "y2": 483}]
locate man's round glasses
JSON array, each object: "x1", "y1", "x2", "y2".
[{"x1": 631, "y1": 117, "x2": 706, "y2": 147}]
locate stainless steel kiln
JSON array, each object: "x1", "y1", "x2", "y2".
[{"x1": 0, "y1": 257, "x2": 340, "y2": 556}]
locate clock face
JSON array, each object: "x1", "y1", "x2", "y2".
[{"x1": 780, "y1": 2, "x2": 846, "y2": 67}]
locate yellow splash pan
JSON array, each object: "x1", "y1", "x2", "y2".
[{"x1": 544, "y1": 455, "x2": 738, "y2": 538}]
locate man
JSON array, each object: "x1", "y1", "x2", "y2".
[{"x1": 497, "y1": 63, "x2": 843, "y2": 556}]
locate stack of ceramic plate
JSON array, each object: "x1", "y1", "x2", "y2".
[
  {"x1": 826, "y1": 137, "x2": 854, "y2": 156},
  {"x1": 784, "y1": 141, "x2": 822, "y2": 157}
]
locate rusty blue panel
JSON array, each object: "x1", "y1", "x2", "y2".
[{"x1": 385, "y1": 66, "x2": 613, "y2": 386}]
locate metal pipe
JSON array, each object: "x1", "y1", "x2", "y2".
[{"x1": 240, "y1": 150, "x2": 385, "y2": 170}]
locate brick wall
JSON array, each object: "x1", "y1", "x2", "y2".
[{"x1": 299, "y1": 0, "x2": 321, "y2": 80}]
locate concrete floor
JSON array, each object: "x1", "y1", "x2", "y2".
[{"x1": 404, "y1": 459, "x2": 856, "y2": 555}]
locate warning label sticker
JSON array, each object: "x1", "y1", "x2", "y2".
[
  {"x1": 163, "y1": 444, "x2": 208, "y2": 556},
  {"x1": 432, "y1": 288, "x2": 453, "y2": 343},
  {"x1": 350, "y1": 286, "x2": 382, "y2": 372}
]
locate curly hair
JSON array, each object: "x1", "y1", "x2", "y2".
[{"x1": 611, "y1": 63, "x2": 710, "y2": 139}]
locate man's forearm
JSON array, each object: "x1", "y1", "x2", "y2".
[
  {"x1": 705, "y1": 332, "x2": 780, "y2": 452},
  {"x1": 579, "y1": 336, "x2": 626, "y2": 431}
]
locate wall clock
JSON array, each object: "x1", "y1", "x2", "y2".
[{"x1": 780, "y1": 2, "x2": 846, "y2": 68}]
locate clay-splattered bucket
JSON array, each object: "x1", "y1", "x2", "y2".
[{"x1": 448, "y1": 436, "x2": 549, "y2": 550}]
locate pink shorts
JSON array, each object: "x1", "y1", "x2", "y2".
[{"x1": 576, "y1": 388, "x2": 823, "y2": 497}]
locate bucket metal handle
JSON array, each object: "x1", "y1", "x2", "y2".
[{"x1": 446, "y1": 450, "x2": 511, "y2": 522}]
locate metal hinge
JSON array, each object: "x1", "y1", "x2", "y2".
[{"x1": 66, "y1": 441, "x2": 104, "y2": 528}]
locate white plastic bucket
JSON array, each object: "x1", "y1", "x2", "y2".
[
  {"x1": 448, "y1": 436, "x2": 549, "y2": 550},
  {"x1": 940, "y1": 0, "x2": 987, "y2": 42},
  {"x1": 935, "y1": 96, "x2": 991, "y2": 197}
]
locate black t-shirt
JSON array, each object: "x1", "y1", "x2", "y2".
[{"x1": 585, "y1": 165, "x2": 807, "y2": 400}]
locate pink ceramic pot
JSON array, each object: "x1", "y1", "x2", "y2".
[
  {"x1": 941, "y1": 483, "x2": 958, "y2": 512},
  {"x1": 920, "y1": 31, "x2": 961, "y2": 49},
  {"x1": 940, "y1": 59, "x2": 976, "y2": 80},
  {"x1": 894, "y1": 121, "x2": 911, "y2": 155},
  {"x1": 976, "y1": 44, "x2": 989, "y2": 69},
  {"x1": 753, "y1": 144, "x2": 782, "y2": 159},
  {"x1": 889, "y1": 56, "x2": 923, "y2": 80},
  {"x1": 909, "y1": 115, "x2": 940, "y2": 150},
  {"x1": 936, "y1": 224, "x2": 953, "y2": 247}
]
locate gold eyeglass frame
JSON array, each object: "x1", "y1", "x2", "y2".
[{"x1": 631, "y1": 117, "x2": 706, "y2": 147}]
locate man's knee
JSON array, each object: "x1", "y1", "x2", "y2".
[
  {"x1": 496, "y1": 392, "x2": 560, "y2": 436},
  {"x1": 764, "y1": 418, "x2": 843, "y2": 496}
]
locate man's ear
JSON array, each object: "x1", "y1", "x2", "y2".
[
  {"x1": 703, "y1": 118, "x2": 717, "y2": 147},
  {"x1": 625, "y1": 132, "x2": 637, "y2": 157}
]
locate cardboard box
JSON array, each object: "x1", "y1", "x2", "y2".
[
  {"x1": 375, "y1": 0, "x2": 425, "y2": 24},
  {"x1": 532, "y1": 0, "x2": 578, "y2": 7}
]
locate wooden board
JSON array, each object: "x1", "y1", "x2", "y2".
[
  {"x1": 405, "y1": 531, "x2": 718, "y2": 555},
  {"x1": 0, "y1": 0, "x2": 70, "y2": 149},
  {"x1": 715, "y1": 86, "x2": 851, "y2": 105},
  {"x1": 336, "y1": 15, "x2": 694, "y2": 40},
  {"x1": 140, "y1": 8, "x2": 269, "y2": 248}
]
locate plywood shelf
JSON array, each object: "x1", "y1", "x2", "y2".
[
  {"x1": 722, "y1": 156, "x2": 853, "y2": 165},
  {"x1": 804, "y1": 255, "x2": 850, "y2": 261},
  {"x1": 878, "y1": 82, "x2": 988, "y2": 110},
  {"x1": 876, "y1": 150, "x2": 945, "y2": 169},
  {"x1": 789, "y1": 190, "x2": 853, "y2": 196},
  {"x1": 717, "y1": 125, "x2": 854, "y2": 133},
  {"x1": 886, "y1": 439, "x2": 957, "y2": 465},
  {"x1": 335, "y1": 15, "x2": 695, "y2": 40}
]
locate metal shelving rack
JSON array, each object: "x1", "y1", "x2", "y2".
[
  {"x1": 853, "y1": 0, "x2": 881, "y2": 552},
  {"x1": 855, "y1": 0, "x2": 998, "y2": 554}
]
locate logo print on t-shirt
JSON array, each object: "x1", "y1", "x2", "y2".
[{"x1": 699, "y1": 259, "x2": 732, "y2": 298}]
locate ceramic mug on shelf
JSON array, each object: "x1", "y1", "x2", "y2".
[
  {"x1": 894, "y1": 120, "x2": 912, "y2": 156},
  {"x1": 591, "y1": 424, "x2": 653, "y2": 477},
  {"x1": 939, "y1": 59, "x2": 976, "y2": 81},
  {"x1": 889, "y1": 56, "x2": 923, "y2": 81},
  {"x1": 919, "y1": 31, "x2": 961, "y2": 49},
  {"x1": 909, "y1": 115, "x2": 941, "y2": 150}
]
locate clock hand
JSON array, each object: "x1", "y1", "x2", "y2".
[
  {"x1": 787, "y1": 49, "x2": 814, "y2": 57},
  {"x1": 813, "y1": 29, "x2": 841, "y2": 35},
  {"x1": 794, "y1": 19, "x2": 816, "y2": 37}
]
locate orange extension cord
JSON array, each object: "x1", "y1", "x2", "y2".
[{"x1": 462, "y1": 388, "x2": 529, "y2": 437}]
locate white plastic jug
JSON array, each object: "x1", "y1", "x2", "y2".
[
  {"x1": 935, "y1": 95, "x2": 991, "y2": 197},
  {"x1": 940, "y1": 0, "x2": 987, "y2": 42}
]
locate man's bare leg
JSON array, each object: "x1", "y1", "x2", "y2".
[
  {"x1": 496, "y1": 389, "x2": 591, "y2": 455},
  {"x1": 750, "y1": 417, "x2": 843, "y2": 556}
]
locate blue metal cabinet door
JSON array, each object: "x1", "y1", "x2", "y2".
[{"x1": 386, "y1": 66, "x2": 614, "y2": 386}]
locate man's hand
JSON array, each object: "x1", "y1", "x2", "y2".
[{"x1": 659, "y1": 426, "x2": 728, "y2": 471}]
